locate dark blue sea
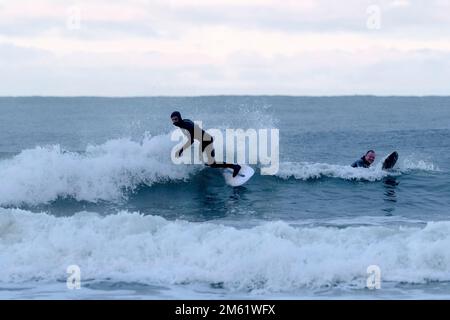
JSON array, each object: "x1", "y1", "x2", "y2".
[{"x1": 1, "y1": 96, "x2": 449, "y2": 299}]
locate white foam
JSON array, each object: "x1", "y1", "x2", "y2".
[
  {"x1": 0, "y1": 133, "x2": 199, "y2": 206},
  {"x1": 276, "y1": 157, "x2": 439, "y2": 181},
  {"x1": 1, "y1": 209, "x2": 450, "y2": 293},
  {"x1": 399, "y1": 157, "x2": 440, "y2": 172},
  {"x1": 276, "y1": 162, "x2": 391, "y2": 181}
]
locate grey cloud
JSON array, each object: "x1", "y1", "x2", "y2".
[
  {"x1": 1, "y1": 47, "x2": 449, "y2": 96},
  {"x1": 0, "y1": 12, "x2": 163, "y2": 39},
  {"x1": 1, "y1": 1, "x2": 449, "y2": 40},
  {"x1": 156, "y1": 1, "x2": 450, "y2": 36},
  {"x1": 0, "y1": 43, "x2": 53, "y2": 65}
]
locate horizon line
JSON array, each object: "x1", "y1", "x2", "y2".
[{"x1": 1, "y1": 94, "x2": 450, "y2": 98}]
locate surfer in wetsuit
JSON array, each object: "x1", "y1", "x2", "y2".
[
  {"x1": 351, "y1": 150, "x2": 376, "y2": 168},
  {"x1": 171, "y1": 111, "x2": 242, "y2": 177}
]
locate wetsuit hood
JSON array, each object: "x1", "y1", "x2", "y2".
[{"x1": 171, "y1": 111, "x2": 182, "y2": 127}]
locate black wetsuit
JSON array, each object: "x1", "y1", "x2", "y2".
[
  {"x1": 351, "y1": 156, "x2": 371, "y2": 168},
  {"x1": 174, "y1": 118, "x2": 239, "y2": 174},
  {"x1": 175, "y1": 119, "x2": 215, "y2": 157}
]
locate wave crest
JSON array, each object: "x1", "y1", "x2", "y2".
[{"x1": 0, "y1": 134, "x2": 198, "y2": 206}]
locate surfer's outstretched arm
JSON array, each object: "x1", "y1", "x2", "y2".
[{"x1": 176, "y1": 140, "x2": 193, "y2": 157}]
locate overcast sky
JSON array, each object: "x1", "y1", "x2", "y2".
[{"x1": 1, "y1": 0, "x2": 449, "y2": 96}]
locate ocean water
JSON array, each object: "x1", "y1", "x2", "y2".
[{"x1": 0, "y1": 96, "x2": 449, "y2": 300}]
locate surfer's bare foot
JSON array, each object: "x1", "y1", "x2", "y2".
[{"x1": 232, "y1": 165, "x2": 241, "y2": 178}]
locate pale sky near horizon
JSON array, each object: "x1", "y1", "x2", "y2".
[{"x1": 1, "y1": 0, "x2": 449, "y2": 96}]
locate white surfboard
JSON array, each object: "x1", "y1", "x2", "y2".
[{"x1": 223, "y1": 165, "x2": 255, "y2": 187}]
